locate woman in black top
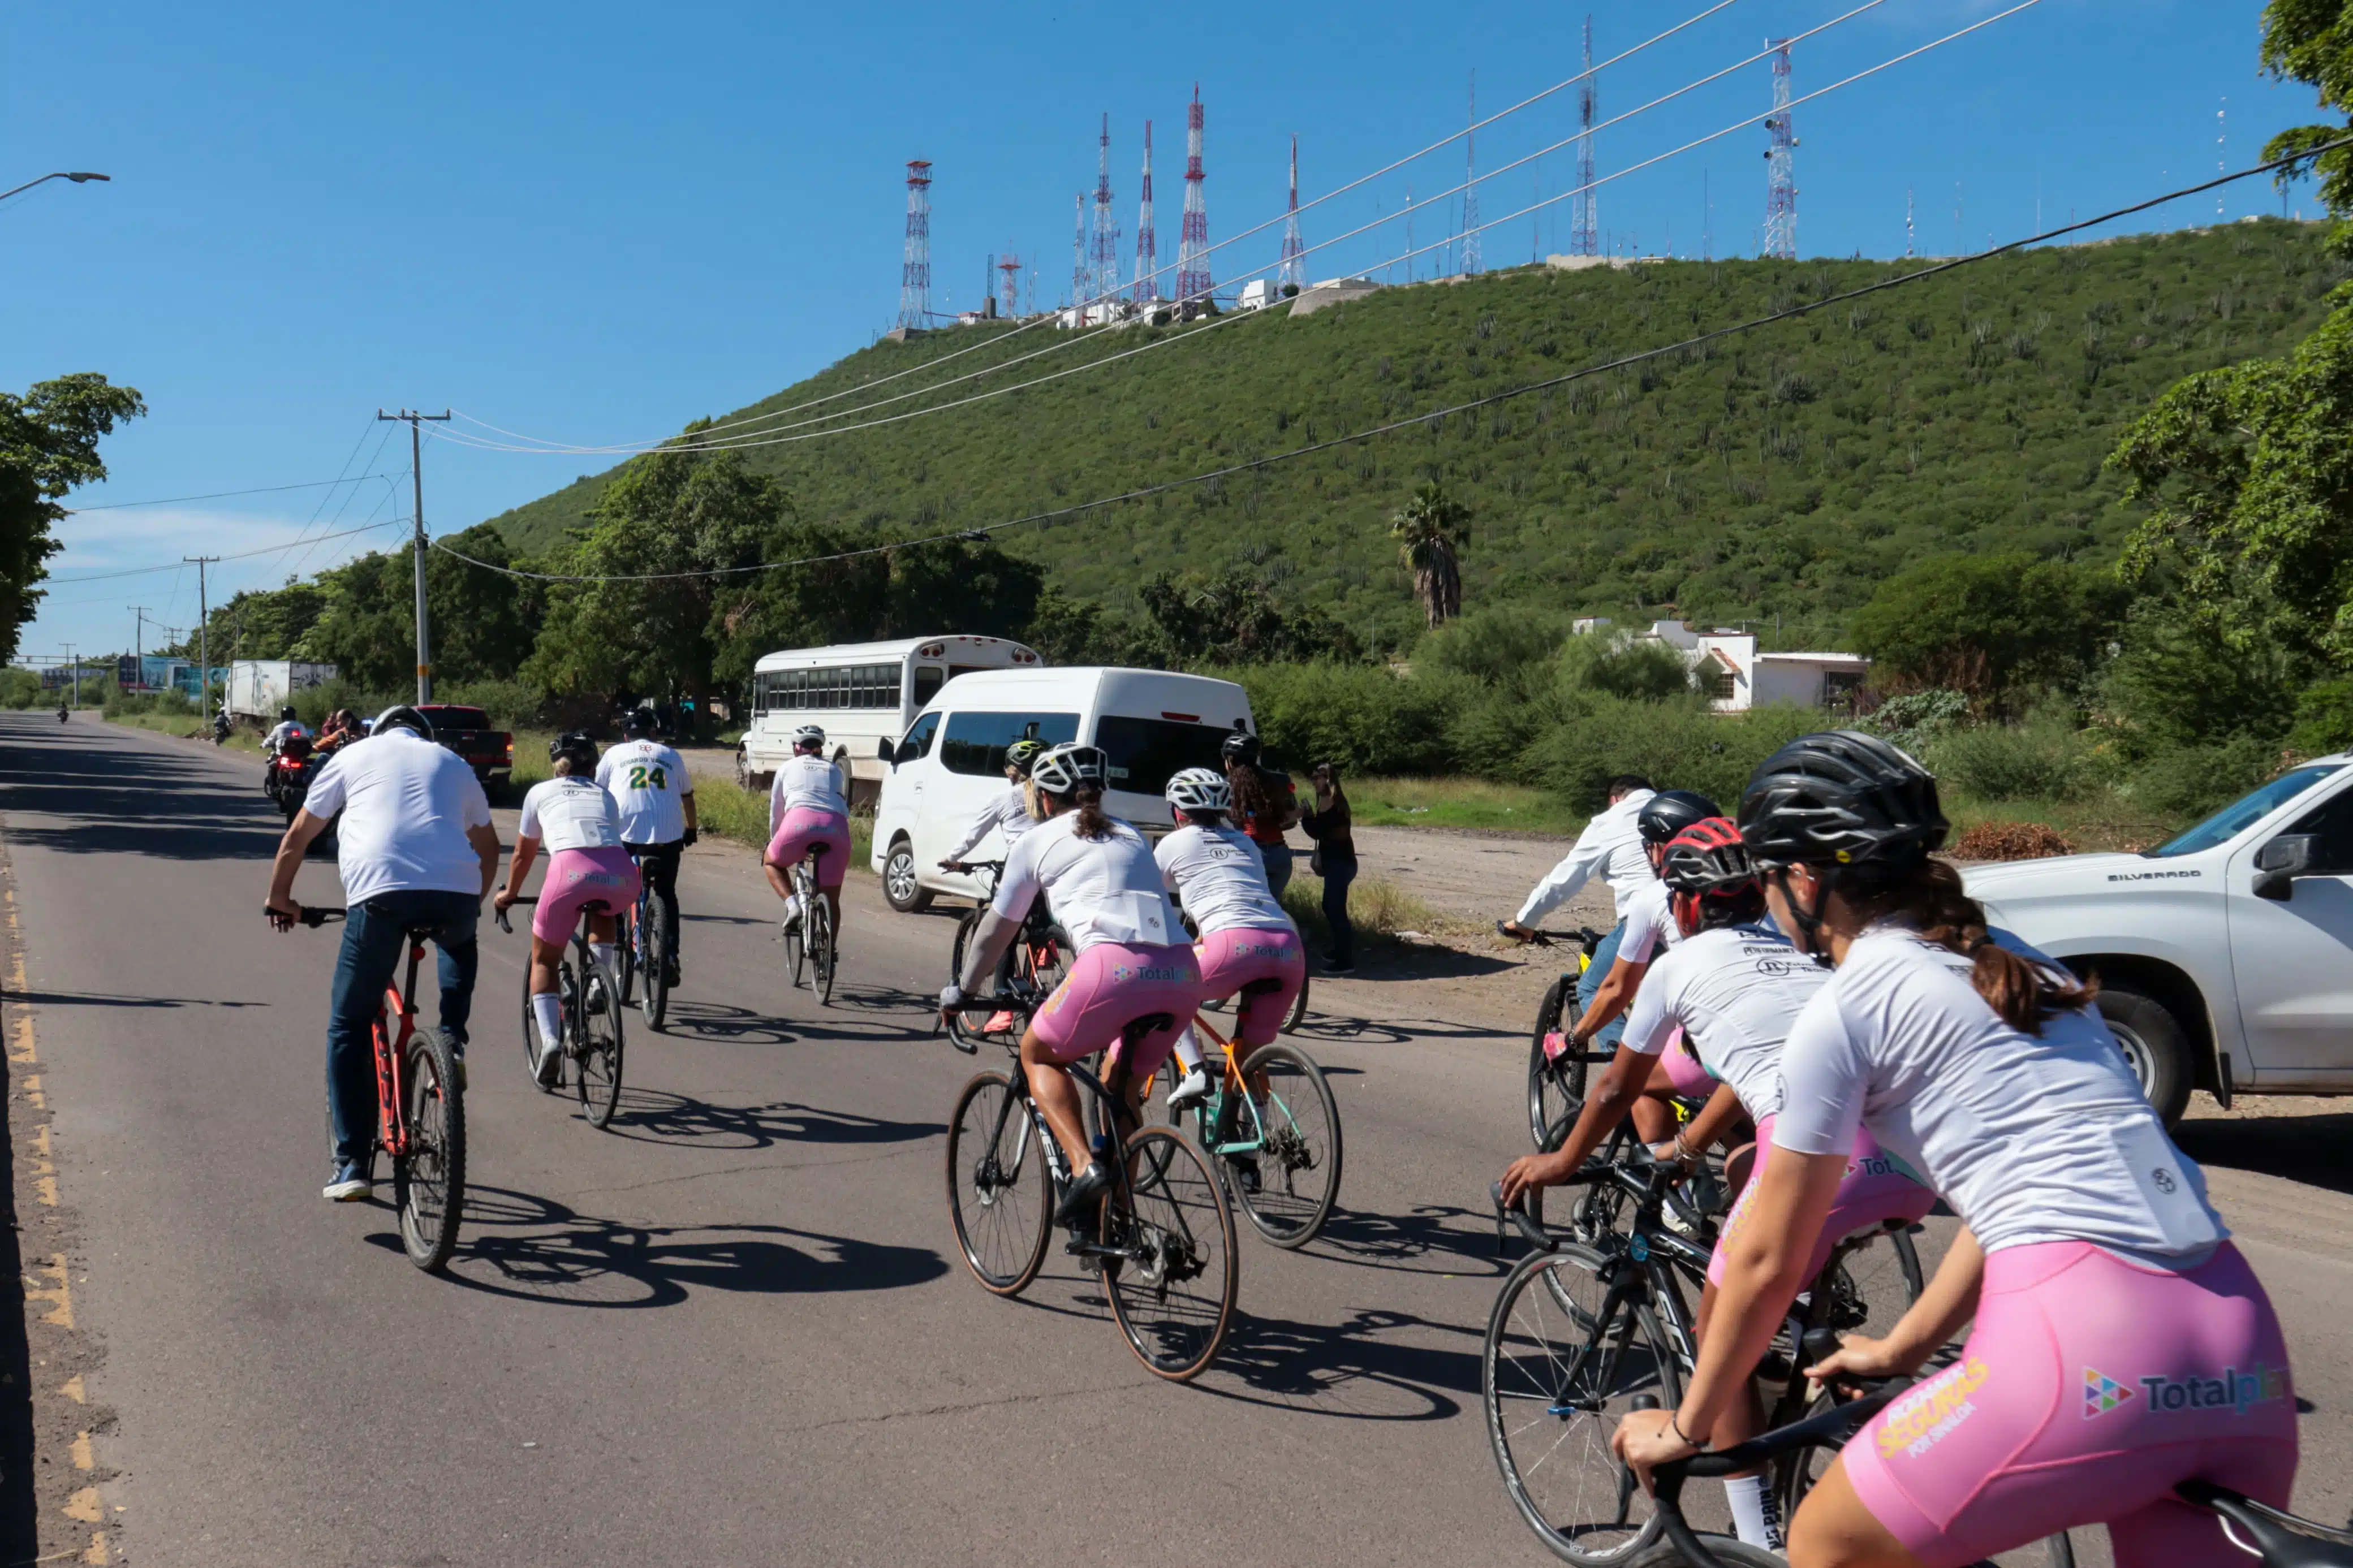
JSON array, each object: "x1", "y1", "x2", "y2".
[{"x1": 1301, "y1": 762, "x2": 1357, "y2": 973}]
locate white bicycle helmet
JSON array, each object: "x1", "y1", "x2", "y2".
[
  {"x1": 1164, "y1": 766, "x2": 1230, "y2": 816},
  {"x1": 1029, "y1": 742, "x2": 1108, "y2": 796},
  {"x1": 792, "y1": 724, "x2": 827, "y2": 751}
]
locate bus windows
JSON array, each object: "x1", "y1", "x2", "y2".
[{"x1": 912, "y1": 666, "x2": 945, "y2": 707}]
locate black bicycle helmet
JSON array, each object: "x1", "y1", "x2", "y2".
[
  {"x1": 550, "y1": 730, "x2": 599, "y2": 768},
  {"x1": 622, "y1": 707, "x2": 657, "y2": 738},
  {"x1": 1738, "y1": 729, "x2": 1947, "y2": 869},
  {"x1": 371, "y1": 704, "x2": 434, "y2": 740},
  {"x1": 1221, "y1": 730, "x2": 1262, "y2": 766},
  {"x1": 1004, "y1": 737, "x2": 1046, "y2": 775},
  {"x1": 1636, "y1": 788, "x2": 1722, "y2": 846}
]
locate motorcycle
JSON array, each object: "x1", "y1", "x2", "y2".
[
  {"x1": 263, "y1": 734, "x2": 316, "y2": 823},
  {"x1": 211, "y1": 711, "x2": 231, "y2": 745},
  {"x1": 56, "y1": 706, "x2": 68, "y2": 724}
]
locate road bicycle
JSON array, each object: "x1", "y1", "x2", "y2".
[
  {"x1": 496, "y1": 896, "x2": 626, "y2": 1130},
  {"x1": 1481, "y1": 1144, "x2": 1923, "y2": 1566},
  {"x1": 948, "y1": 860, "x2": 1072, "y2": 1007},
  {"x1": 1643, "y1": 1354, "x2": 2353, "y2": 1568},
  {"x1": 1139, "y1": 979, "x2": 1342, "y2": 1249},
  {"x1": 294, "y1": 908, "x2": 467, "y2": 1271},
  {"x1": 940, "y1": 987, "x2": 1239, "y2": 1382},
  {"x1": 616, "y1": 845, "x2": 675, "y2": 1032},
  {"x1": 1515, "y1": 923, "x2": 1609, "y2": 1149},
  {"x1": 779, "y1": 842, "x2": 837, "y2": 1005}
]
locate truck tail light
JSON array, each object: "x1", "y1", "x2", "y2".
[{"x1": 505, "y1": 740, "x2": 514, "y2": 762}]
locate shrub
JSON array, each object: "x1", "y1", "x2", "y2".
[
  {"x1": 2123, "y1": 736, "x2": 2283, "y2": 822},
  {"x1": 2289, "y1": 676, "x2": 2353, "y2": 757},
  {"x1": 1525, "y1": 697, "x2": 1822, "y2": 812},
  {"x1": 1216, "y1": 662, "x2": 1460, "y2": 775},
  {"x1": 1863, "y1": 688, "x2": 1970, "y2": 752},
  {"x1": 1557, "y1": 634, "x2": 1696, "y2": 702},
  {"x1": 1413, "y1": 604, "x2": 1572, "y2": 686},
  {"x1": 1930, "y1": 710, "x2": 2093, "y2": 802}
]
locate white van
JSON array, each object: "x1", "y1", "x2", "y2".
[
  {"x1": 869, "y1": 666, "x2": 1256, "y2": 912},
  {"x1": 735, "y1": 634, "x2": 1040, "y2": 798}
]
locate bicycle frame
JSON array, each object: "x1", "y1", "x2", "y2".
[
  {"x1": 1155, "y1": 1009, "x2": 1278, "y2": 1161},
  {"x1": 966, "y1": 1030, "x2": 1168, "y2": 1270},
  {"x1": 371, "y1": 940, "x2": 425, "y2": 1160}
]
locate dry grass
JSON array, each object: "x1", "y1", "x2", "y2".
[
  {"x1": 1951, "y1": 820, "x2": 2076, "y2": 861},
  {"x1": 1278, "y1": 872, "x2": 1469, "y2": 945}
]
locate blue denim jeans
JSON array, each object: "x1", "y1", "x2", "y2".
[
  {"x1": 327, "y1": 889, "x2": 479, "y2": 1165},
  {"x1": 1576, "y1": 918, "x2": 1629, "y2": 1053},
  {"x1": 1259, "y1": 840, "x2": 1295, "y2": 899}
]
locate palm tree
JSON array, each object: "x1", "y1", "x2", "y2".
[{"x1": 1391, "y1": 480, "x2": 1471, "y2": 628}]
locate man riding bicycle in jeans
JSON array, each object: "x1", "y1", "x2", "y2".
[
  {"x1": 262, "y1": 705, "x2": 500, "y2": 1203},
  {"x1": 596, "y1": 707, "x2": 698, "y2": 984}
]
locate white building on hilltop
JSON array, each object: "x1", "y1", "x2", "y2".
[{"x1": 1623, "y1": 619, "x2": 1869, "y2": 713}]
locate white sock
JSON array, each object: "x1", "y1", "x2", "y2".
[
  {"x1": 591, "y1": 943, "x2": 617, "y2": 975},
  {"x1": 782, "y1": 893, "x2": 802, "y2": 923},
  {"x1": 1172, "y1": 1028, "x2": 1204, "y2": 1073},
  {"x1": 531, "y1": 992, "x2": 563, "y2": 1051},
  {"x1": 1725, "y1": 1475, "x2": 1783, "y2": 1550}
]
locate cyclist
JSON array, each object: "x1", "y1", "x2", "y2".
[
  {"x1": 1153, "y1": 766, "x2": 1302, "y2": 1112},
  {"x1": 938, "y1": 743, "x2": 1200, "y2": 1224},
  {"x1": 1499, "y1": 775, "x2": 1658, "y2": 1057},
  {"x1": 596, "y1": 707, "x2": 697, "y2": 986},
  {"x1": 262, "y1": 705, "x2": 499, "y2": 1202},
  {"x1": 766, "y1": 723, "x2": 850, "y2": 943},
  {"x1": 1613, "y1": 732, "x2": 2295, "y2": 1568},
  {"x1": 1221, "y1": 731, "x2": 1300, "y2": 897},
  {"x1": 265, "y1": 705, "x2": 309, "y2": 755},
  {"x1": 939, "y1": 737, "x2": 1045, "y2": 873},
  {"x1": 495, "y1": 733, "x2": 639, "y2": 1087}
]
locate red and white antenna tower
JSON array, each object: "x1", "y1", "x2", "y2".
[
  {"x1": 1571, "y1": 18, "x2": 1599, "y2": 256},
  {"x1": 1762, "y1": 40, "x2": 1798, "y2": 261},
  {"x1": 897, "y1": 159, "x2": 933, "y2": 330},
  {"x1": 1460, "y1": 72, "x2": 1481, "y2": 275},
  {"x1": 999, "y1": 252, "x2": 1021, "y2": 319},
  {"x1": 1071, "y1": 191, "x2": 1088, "y2": 312},
  {"x1": 1134, "y1": 120, "x2": 1160, "y2": 303},
  {"x1": 1279, "y1": 133, "x2": 1305, "y2": 291},
  {"x1": 1176, "y1": 83, "x2": 1212, "y2": 315},
  {"x1": 1090, "y1": 114, "x2": 1122, "y2": 308}
]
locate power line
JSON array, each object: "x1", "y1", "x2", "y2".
[
  {"x1": 40, "y1": 519, "x2": 410, "y2": 586},
  {"x1": 61, "y1": 472, "x2": 402, "y2": 514},
  {"x1": 428, "y1": 136, "x2": 2347, "y2": 590}
]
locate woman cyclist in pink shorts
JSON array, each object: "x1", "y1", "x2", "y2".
[
  {"x1": 1615, "y1": 732, "x2": 2295, "y2": 1568},
  {"x1": 938, "y1": 744, "x2": 1201, "y2": 1225},
  {"x1": 1152, "y1": 766, "x2": 1304, "y2": 1113},
  {"x1": 765, "y1": 724, "x2": 852, "y2": 942},
  {"x1": 495, "y1": 732, "x2": 640, "y2": 1086}
]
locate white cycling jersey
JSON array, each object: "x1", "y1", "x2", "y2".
[
  {"x1": 519, "y1": 776, "x2": 624, "y2": 854},
  {"x1": 947, "y1": 785, "x2": 1034, "y2": 862},
  {"x1": 1154, "y1": 823, "x2": 1292, "y2": 936},
  {"x1": 769, "y1": 754, "x2": 847, "y2": 828},
  {"x1": 992, "y1": 811, "x2": 1180, "y2": 953},
  {"x1": 595, "y1": 739, "x2": 691, "y2": 844},
  {"x1": 1615, "y1": 878, "x2": 1685, "y2": 966},
  {"x1": 1622, "y1": 923, "x2": 1828, "y2": 1121},
  {"x1": 1773, "y1": 926, "x2": 2226, "y2": 1260}
]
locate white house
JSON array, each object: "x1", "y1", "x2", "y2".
[{"x1": 1617, "y1": 619, "x2": 1869, "y2": 714}]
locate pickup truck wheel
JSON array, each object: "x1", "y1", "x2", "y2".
[
  {"x1": 2097, "y1": 985, "x2": 2194, "y2": 1128},
  {"x1": 882, "y1": 837, "x2": 931, "y2": 914}
]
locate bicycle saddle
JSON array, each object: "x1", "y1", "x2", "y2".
[
  {"x1": 2177, "y1": 1481, "x2": 2353, "y2": 1567},
  {"x1": 808, "y1": 842, "x2": 829, "y2": 856},
  {"x1": 1238, "y1": 978, "x2": 1285, "y2": 998},
  {"x1": 1121, "y1": 1012, "x2": 1176, "y2": 1043}
]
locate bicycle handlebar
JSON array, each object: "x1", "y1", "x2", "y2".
[
  {"x1": 492, "y1": 895, "x2": 540, "y2": 935},
  {"x1": 297, "y1": 906, "x2": 346, "y2": 927}
]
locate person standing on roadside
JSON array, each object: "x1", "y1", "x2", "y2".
[
  {"x1": 262, "y1": 705, "x2": 501, "y2": 1203},
  {"x1": 1498, "y1": 774, "x2": 1657, "y2": 1053},
  {"x1": 1222, "y1": 731, "x2": 1300, "y2": 897},
  {"x1": 1301, "y1": 761, "x2": 1358, "y2": 974}
]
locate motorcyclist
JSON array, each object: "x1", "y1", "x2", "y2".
[{"x1": 265, "y1": 706, "x2": 309, "y2": 755}]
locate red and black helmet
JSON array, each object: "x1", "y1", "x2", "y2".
[{"x1": 1661, "y1": 817, "x2": 1758, "y2": 931}]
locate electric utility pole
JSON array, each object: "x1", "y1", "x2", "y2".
[
  {"x1": 60, "y1": 643, "x2": 76, "y2": 709},
  {"x1": 130, "y1": 606, "x2": 151, "y2": 691},
  {"x1": 377, "y1": 409, "x2": 451, "y2": 702},
  {"x1": 184, "y1": 556, "x2": 218, "y2": 716}
]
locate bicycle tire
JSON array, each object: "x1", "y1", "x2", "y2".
[
  {"x1": 639, "y1": 890, "x2": 671, "y2": 1031},
  {"x1": 394, "y1": 1025, "x2": 466, "y2": 1272},
  {"x1": 781, "y1": 904, "x2": 806, "y2": 990},
  {"x1": 1528, "y1": 974, "x2": 1586, "y2": 1150},
  {"x1": 945, "y1": 1070, "x2": 1052, "y2": 1295},
  {"x1": 1485, "y1": 1243, "x2": 1694, "y2": 1566},
  {"x1": 616, "y1": 896, "x2": 638, "y2": 1004},
  {"x1": 520, "y1": 960, "x2": 559, "y2": 1094},
  {"x1": 1625, "y1": 1534, "x2": 1785, "y2": 1568},
  {"x1": 574, "y1": 947, "x2": 626, "y2": 1130},
  {"x1": 1282, "y1": 972, "x2": 1311, "y2": 1034},
  {"x1": 1100, "y1": 1125, "x2": 1238, "y2": 1383},
  {"x1": 809, "y1": 893, "x2": 836, "y2": 1007},
  {"x1": 950, "y1": 907, "x2": 982, "y2": 988},
  {"x1": 1228, "y1": 1041, "x2": 1343, "y2": 1248}
]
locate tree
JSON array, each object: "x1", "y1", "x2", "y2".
[
  {"x1": 1847, "y1": 552, "x2": 2127, "y2": 706},
  {"x1": 0, "y1": 375, "x2": 146, "y2": 664},
  {"x1": 1391, "y1": 480, "x2": 1469, "y2": 628},
  {"x1": 1138, "y1": 569, "x2": 1364, "y2": 665}
]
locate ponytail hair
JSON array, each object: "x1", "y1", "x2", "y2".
[
  {"x1": 1071, "y1": 783, "x2": 1114, "y2": 841},
  {"x1": 1842, "y1": 857, "x2": 2096, "y2": 1034}
]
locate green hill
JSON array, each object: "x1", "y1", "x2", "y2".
[{"x1": 487, "y1": 221, "x2": 2346, "y2": 651}]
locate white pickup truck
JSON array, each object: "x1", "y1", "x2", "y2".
[{"x1": 1963, "y1": 751, "x2": 2353, "y2": 1126}]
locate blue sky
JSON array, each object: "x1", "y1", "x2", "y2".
[{"x1": 3, "y1": 0, "x2": 2327, "y2": 664}]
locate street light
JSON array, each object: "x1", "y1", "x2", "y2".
[{"x1": 0, "y1": 171, "x2": 111, "y2": 204}]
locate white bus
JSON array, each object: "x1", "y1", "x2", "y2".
[{"x1": 735, "y1": 634, "x2": 1041, "y2": 799}]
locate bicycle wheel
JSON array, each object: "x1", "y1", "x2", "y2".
[
  {"x1": 574, "y1": 948, "x2": 626, "y2": 1130},
  {"x1": 809, "y1": 893, "x2": 837, "y2": 1007},
  {"x1": 1100, "y1": 1126, "x2": 1238, "y2": 1382},
  {"x1": 1282, "y1": 972, "x2": 1311, "y2": 1034},
  {"x1": 616, "y1": 900, "x2": 638, "y2": 1005},
  {"x1": 394, "y1": 1026, "x2": 466, "y2": 1272},
  {"x1": 1528, "y1": 974, "x2": 1585, "y2": 1150},
  {"x1": 950, "y1": 907, "x2": 983, "y2": 987},
  {"x1": 1486, "y1": 1243, "x2": 1712, "y2": 1566},
  {"x1": 945, "y1": 1070, "x2": 1053, "y2": 1295},
  {"x1": 639, "y1": 891, "x2": 671, "y2": 1031},
  {"x1": 782, "y1": 881, "x2": 807, "y2": 990},
  {"x1": 1774, "y1": 1225, "x2": 1927, "y2": 1519},
  {"x1": 1228, "y1": 1042, "x2": 1343, "y2": 1247}
]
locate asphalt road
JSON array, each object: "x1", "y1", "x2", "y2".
[{"x1": 6, "y1": 712, "x2": 2352, "y2": 1566}]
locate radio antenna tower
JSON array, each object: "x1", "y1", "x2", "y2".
[
  {"x1": 1071, "y1": 191, "x2": 1088, "y2": 312},
  {"x1": 1762, "y1": 40, "x2": 1798, "y2": 261},
  {"x1": 1090, "y1": 113, "x2": 1122, "y2": 308},
  {"x1": 1460, "y1": 72, "x2": 1481, "y2": 276},
  {"x1": 1134, "y1": 120, "x2": 1160, "y2": 303},
  {"x1": 1176, "y1": 83, "x2": 1212, "y2": 315},
  {"x1": 1279, "y1": 134, "x2": 1306, "y2": 291},
  {"x1": 999, "y1": 252, "x2": 1021, "y2": 319},
  {"x1": 1572, "y1": 18, "x2": 1599, "y2": 256},
  {"x1": 897, "y1": 159, "x2": 933, "y2": 330}
]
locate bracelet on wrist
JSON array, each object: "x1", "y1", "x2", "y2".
[{"x1": 1669, "y1": 1413, "x2": 1708, "y2": 1452}]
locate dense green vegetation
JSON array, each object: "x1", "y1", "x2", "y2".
[{"x1": 2, "y1": 375, "x2": 144, "y2": 665}]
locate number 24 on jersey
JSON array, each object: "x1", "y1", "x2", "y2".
[{"x1": 627, "y1": 764, "x2": 668, "y2": 791}]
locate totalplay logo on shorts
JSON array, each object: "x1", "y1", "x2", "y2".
[{"x1": 2082, "y1": 1363, "x2": 2287, "y2": 1419}]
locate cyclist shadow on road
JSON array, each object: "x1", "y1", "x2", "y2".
[
  {"x1": 369, "y1": 1185, "x2": 949, "y2": 1307},
  {"x1": 1303, "y1": 1202, "x2": 1511, "y2": 1278},
  {"x1": 2175, "y1": 1110, "x2": 2353, "y2": 1197},
  {"x1": 604, "y1": 1086, "x2": 945, "y2": 1152},
  {"x1": 1195, "y1": 1306, "x2": 1485, "y2": 1421}
]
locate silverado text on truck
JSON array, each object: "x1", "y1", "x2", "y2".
[{"x1": 1963, "y1": 751, "x2": 2353, "y2": 1126}]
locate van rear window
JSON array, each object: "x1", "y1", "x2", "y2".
[
  {"x1": 940, "y1": 711, "x2": 1080, "y2": 776},
  {"x1": 1093, "y1": 715, "x2": 1233, "y2": 797}
]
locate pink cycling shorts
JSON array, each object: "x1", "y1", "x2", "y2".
[
  {"x1": 1031, "y1": 940, "x2": 1202, "y2": 1079},
  {"x1": 1652, "y1": 1026, "x2": 1717, "y2": 1098},
  {"x1": 1194, "y1": 924, "x2": 1304, "y2": 1048},
  {"x1": 1708, "y1": 1112, "x2": 1935, "y2": 1288},
  {"x1": 534, "y1": 845, "x2": 641, "y2": 945},
  {"x1": 765, "y1": 806, "x2": 850, "y2": 891},
  {"x1": 1841, "y1": 1239, "x2": 2295, "y2": 1568}
]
